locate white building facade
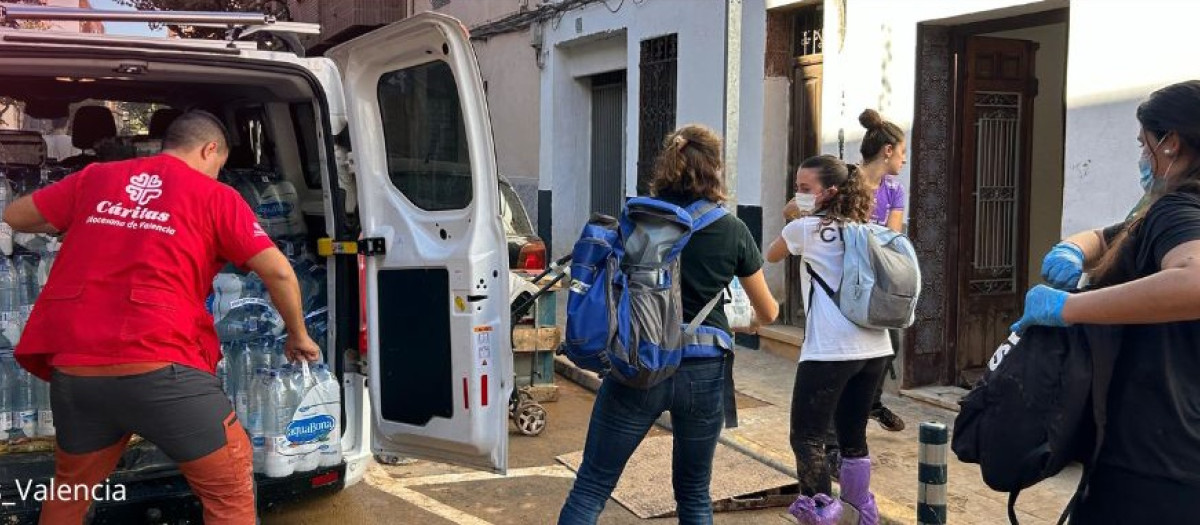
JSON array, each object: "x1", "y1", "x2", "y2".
[
  {"x1": 535, "y1": 0, "x2": 772, "y2": 262},
  {"x1": 756, "y1": 0, "x2": 1198, "y2": 388}
]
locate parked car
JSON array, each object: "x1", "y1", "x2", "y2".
[
  {"x1": 499, "y1": 176, "x2": 545, "y2": 272},
  {"x1": 0, "y1": 6, "x2": 513, "y2": 522}
]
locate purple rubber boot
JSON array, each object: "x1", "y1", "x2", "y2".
[
  {"x1": 839, "y1": 456, "x2": 879, "y2": 525},
  {"x1": 788, "y1": 493, "x2": 843, "y2": 525}
]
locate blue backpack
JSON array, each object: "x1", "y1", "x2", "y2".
[{"x1": 562, "y1": 198, "x2": 731, "y2": 389}]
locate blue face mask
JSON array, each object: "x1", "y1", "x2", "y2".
[
  {"x1": 1139, "y1": 133, "x2": 1170, "y2": 193},
  {"x1": 1139, "y1": 155, "x2": 1155, "y2": 192}
]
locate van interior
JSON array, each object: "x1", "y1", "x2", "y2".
[{"x1": 0, "y1": 57, "x2": 361, "y2": 503}]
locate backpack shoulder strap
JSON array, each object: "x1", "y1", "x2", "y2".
[
  {"x1": 684, "y1": 291, "x2": 724, "y2": 336},
  {"x1": 805, "y1": 262, "x2": 836, "y2": 299},
  {"x1": 1008, "y1": 491, "x2": 1021, "y2": 525},
  {"x1": 686, "y1": 200, "x2": 728, "y2": 232}
]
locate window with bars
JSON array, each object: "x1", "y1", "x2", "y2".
[
  {"x1": 793, "y1": 6, "x2": 823, "y2": 57},
  {"x1": 636, "y1": 33, "x2": 678, "y2": 195}
]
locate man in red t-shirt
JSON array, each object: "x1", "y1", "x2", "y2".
[{"x1": 3, "y1": 110, "x2": 319, "y2": 524}]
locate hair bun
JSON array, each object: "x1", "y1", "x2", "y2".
[{"x1": 859, "y1": 109, "x2": 884, "y2": 130}]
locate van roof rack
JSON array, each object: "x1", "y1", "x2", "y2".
[{"x1": 0, "y1": 5, "x2": 319, "y2": 55}]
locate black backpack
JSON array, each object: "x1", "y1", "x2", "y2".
[{"x1": 951, "y1": 324, "x2": 1122, "y2": 524}]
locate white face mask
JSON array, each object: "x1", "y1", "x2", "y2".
[{"x1": 795, "y1": 192, "x2": 817, "y2": 213}]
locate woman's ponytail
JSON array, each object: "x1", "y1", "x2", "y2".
[{"x1": 650, "y1": 125, "x2": 727, "y2": 202}]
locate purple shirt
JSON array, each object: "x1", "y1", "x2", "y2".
[{"x1": 871, "y1": 175, "x2": 906, "y2": 226}]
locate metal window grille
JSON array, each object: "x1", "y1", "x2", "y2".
[
  {"x1": 636, "y1": 33, "x2": 677, "y2": 195},
  {"x1": 969, "y1": 91, "x2": 1021, "y2": 295}
]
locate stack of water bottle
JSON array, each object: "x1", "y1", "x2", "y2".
[
  {"x1": 0, "y1": 176, "x2": 63, "y2": 450},
  {"x1": 0, "y1": 353, "x2": 54, "y2": 449},
  {"x1": 0, "y1": 240, "x2": 61, "y2": 450},
  {"x1": 0, "y1": 215, "x2": 61, "y2": 449},
  {"x1": 217, "y1": 341, "x2": 341, "y2": 477},
  {"x1": 210, "y1": 166, "x2": 339, "y2": 476}
]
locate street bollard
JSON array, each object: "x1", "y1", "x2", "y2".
[{"x1": 918, "y1": 421, "x2": 948, "y2": 525}]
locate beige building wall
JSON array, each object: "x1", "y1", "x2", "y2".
[{"x1": 418, "y1": 0, "x2": 542, "y2": 211}]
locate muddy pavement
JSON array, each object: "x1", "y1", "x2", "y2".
[{"x1": 262, "y1": 377, "x2": 794, "y2": 524}]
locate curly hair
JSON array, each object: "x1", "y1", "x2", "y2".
[
  {"x1": 649, "y1": 124, "x2": 727, "y2": 202},
  {"x1": 801, "y1": 154, "x2": 873, "y2": 223}
]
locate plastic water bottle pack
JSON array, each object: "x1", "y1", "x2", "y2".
[
  {"x1": 0, "y1": 351, "x2": 53, "y2": 445},
  {"x1": 215, "y1": 336, "x2": 338, "y2": 475},
  {"x1": 225, "y1": 168, "x2": 307, "y2": 241}
]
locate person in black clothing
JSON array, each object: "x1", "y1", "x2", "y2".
[
  {"x1": 558, "y1": 124, "x2": 779, "y2": 525},
  {"x1": 1013, "y1": 80, "x2": 1200, "y2": 522}
]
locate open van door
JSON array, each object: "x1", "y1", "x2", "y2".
[{"x1": 329, "y1": 13, "x2": 512, "y2": 474}]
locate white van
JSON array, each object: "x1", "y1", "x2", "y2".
[{"x1": 0, "y1": 5, "x2": 513, "y2": 521}]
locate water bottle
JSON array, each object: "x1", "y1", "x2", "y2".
[
  {"x1": 0, "y1": 180, "x2": 13, "y2": 257},
  {"x1": 12, "y1": 367, "x2": 35, "y2": 441},
  {"x1": 216, "y1": 358, "x2": 229, "y2": 400},
  {"x1": 264, "y1": 370, "x2": 295, "y2": 478},
  {"x1": 252, "y1": 175, "x2": 306, "y2": 240},
  {"x1": 34, "y1": 376, "x2": 52, "y2": 438},
  {"x1": 280, "y1": 364, "x2": 302, "y2": 413},
  {"x1": 250, "y1": 339, "x2": 273, "y2": 374},
  {"x1": 13, "y1": 254, "x2": 38, "y2": 320},
  {"x1": 216, "y1": 299, "x2": 283, "y2": 343},
  {"x1": 210, "y1": 273, "x2": 246, "y2": 326},
  {"x1": 247, "y1": 367, "x2": 270, "y2": 473},
  {"x1": 35, "y1": 240, "x2": 59, "y2": 289},
  {"x1": 289, "y1": 363, "x2": 320, "y2": 473},
  {"x1": 233, "y1": 343, "x2": 254, "y2": 425},
  {"x1": 0, "y1": 257, "x2": 20, "y2": 313},
  {"x1": 0, "y1": 355, "x2": 14, "y2": 442},
  {"x1": 0, "y1": 259, "x2": 21, "y2": 348},
  {"x1": 295, "y1": 261, "x2": 327, "y2": 315},
  {"x1": 313, "y1": 363, "x2": 343, "y2": 467},
  {"x1": 271, "y1": 339, "x2": 287, "y2": 370},
  {"x1": 304, "y1": 308, "x2": 329, "y2": 360}
]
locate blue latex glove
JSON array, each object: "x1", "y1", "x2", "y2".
[
  {"x1": 1040, "y1": 242, "x2": 1084, "y2": 290},
  {"x1": 1011, "y1": 285, "x2": 1070, "y2": 334}
]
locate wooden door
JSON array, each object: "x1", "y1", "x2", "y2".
[
  {"x1": 955, "y1": 36, "x2": 1037, "y2": 386},
  {"x1": 783, "y1": 57, "x2": 822, "y2": 325}
]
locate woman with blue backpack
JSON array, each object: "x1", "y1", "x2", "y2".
[
  {"x1": 557, "y1": 124, "x2": 778, "y2": 525},
  {"x1": 766, "y1": 155, "x2": 892, "y2": 525},
  {"x1": 1013, "y1": 80, "x2": 1200, "y2": 522}
]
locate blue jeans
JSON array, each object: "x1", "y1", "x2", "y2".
[{"x1": 559, "y1": 357, "x2": 726, "y2": 525}]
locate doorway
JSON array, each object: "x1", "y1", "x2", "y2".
[
  {"x1": 783, "y1": 6, "x2": 824, "y2": 326},
  {"x1": 954, "y1": 36, "x2": 1037, "y2": 386},
  {"x1": 590, "y1": 70, "x2": 626, "y2": 218},
  {"x1": 906, "y1": 8, "x2": 1068, "y2": 388}
]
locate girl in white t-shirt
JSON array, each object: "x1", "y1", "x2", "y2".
[{"x1": 766, "y1": 155, "x2": 891, "y2": 525}]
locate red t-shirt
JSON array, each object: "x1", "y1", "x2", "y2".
[{"x1": 14, "y1": 154, "x2": 275, "y2": 381}]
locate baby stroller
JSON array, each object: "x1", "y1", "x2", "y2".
[{"x1": 507, "y1": 254, "x2": 572, "y2": 436}]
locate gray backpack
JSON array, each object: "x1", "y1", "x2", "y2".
[{"x1": 807, "y1": 222, "x2": 921, "y2": 329}]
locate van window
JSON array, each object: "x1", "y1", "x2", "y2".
[
  {"x1": 377, "y1": 61, "x2": 472, "y2": 211},
  {"x1": 232, "y1": 106, "x2": 272, "y2": 169},
  {"x1": 290, "y1": 103, "x2": 322, "y2": 190}
]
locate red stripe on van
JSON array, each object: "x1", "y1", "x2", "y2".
[
  {"x1": 462, "y1": 378, "x2": 469, "y2": 410},
  {"x1": 481, "y1": 375, "x2": 489, "y2": 406}
]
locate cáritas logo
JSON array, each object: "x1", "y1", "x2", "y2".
[{"x1": 125, "y1": 173, "x2": 163, "y2": 206}]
